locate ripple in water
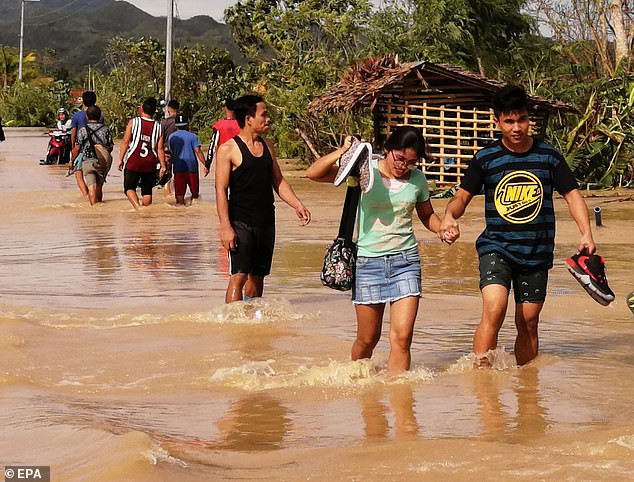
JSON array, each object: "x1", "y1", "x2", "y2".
[{"x1": 3, "y1": 298, "x2": 312, "y2": 329}]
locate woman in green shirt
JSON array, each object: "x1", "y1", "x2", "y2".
[{"x1": 307, "y1": 126, "x2": 456, "y2": 373}]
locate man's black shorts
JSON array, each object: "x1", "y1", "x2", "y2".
[
  {"x1": 124, "y1": 169, "x2": 155, "y2": 196},
  {"x1": 479, "y1": 252, "x2": 549, "y2": 304},
  {"x1": 229, "y1": 221, "x2": 275, "y2": 276}
]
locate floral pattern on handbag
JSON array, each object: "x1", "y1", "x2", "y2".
[{"x1": 320, "y1": 238, "x2": 356, "y2": 291}]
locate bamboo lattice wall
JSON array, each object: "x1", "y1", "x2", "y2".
[{"x1": 375, "y1": 96, "x2": 544, "y2": 185}]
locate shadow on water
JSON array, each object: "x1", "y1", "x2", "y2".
[{"x1": 4, "y1": 391, "x2": 293, "y2": 452}]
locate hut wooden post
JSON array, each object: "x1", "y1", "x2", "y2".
[
  {"x1": 456, "y1": 108, "x2": 462, "y2": 182},
  {"x1": 372, "y1": 98, "x2": 382, "y2": 149},
  {"x1": 439, "y1": 106, "x2": 445, "y2": 184}
]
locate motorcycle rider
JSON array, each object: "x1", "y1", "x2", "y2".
[
  {"x1": 56, "y1": 108, "x2": 72, "y2": 132},
  {"x1": 57, "y1": 108, "x2": 72, "y2": 163}
]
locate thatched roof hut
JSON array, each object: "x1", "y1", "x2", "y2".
[{"x1": 309, "y1": 57, "x2": 575, "y2": 185}]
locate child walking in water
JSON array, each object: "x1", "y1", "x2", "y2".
[{"x1": 307, "y1": 127, "x2": 456, "y2": 374}]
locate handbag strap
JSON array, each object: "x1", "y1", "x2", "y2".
[{"x1": 337, "y1": 184, "x2": 360, "y2": 247}]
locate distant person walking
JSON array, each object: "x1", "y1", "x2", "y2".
[
  {"x1": 117, "y1": 97, "x2": 166, "y2": 208},
  {"x1": 0, "y1": 117, "x2": 5, "y2": 143},
  {"x1": 168, "y1": 113, "x2": 208, "y2": 205},
  {"x1": 70, "y1": 91, "x2": 104, "y2": 199},
  {"x1": 206, "y1": 99, "x2": 240, "y2": 170},
  {"x1": 161, "y1": 99, "x2": 180, "y2": 140},
  {"x1": 215, "y1": 94, "x2": 311, "y2": 303},
  {"x1": 160, "y1": 99, "x2": 180, "y2": 194},
  {"x1": 71, "y1": 105, "x2": 114, "y2": 205}
]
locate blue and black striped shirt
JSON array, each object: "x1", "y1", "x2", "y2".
[{"x1": 461, "y1": 139, "x2": 578, "y2": 269}]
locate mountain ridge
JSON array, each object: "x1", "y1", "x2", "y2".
[{"x1": 0, "y1": 0, "x2": 239, "y2": 73}]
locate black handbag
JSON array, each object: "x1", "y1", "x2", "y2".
[{"x1": 320, "y1": 184, "x2": 360, "y2": 291}]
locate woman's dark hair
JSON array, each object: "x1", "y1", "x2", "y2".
[
  {"x1": 493, "y1": 85, "x2": 529, "y2": 117},
  {"x1": 142, "y1": 97, "x2": 158, "y2": 116},
  {"x1": 86, "y1": 105, "x2": 101, "y2": 121},
  {"x1": 233, "y1": 94, "x2": 264, "y2": 128},
  {"x1": 384, "y1": 126, "x2": 429, "y2": 160}
]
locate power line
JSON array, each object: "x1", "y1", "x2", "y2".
[
  {"x1": 25, "y1": 0, "x2": 105, "y2": 27},
  {"x1": 26, "y1": 0, "x2": 85, "y2": 21}
]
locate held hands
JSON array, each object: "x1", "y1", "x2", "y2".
[
  {"x1": 438, "y1": 215, "x2": 460, "y2": 245},
  {"x1": 220, "y1": 224, "x2": 238, "y2": 252},
  {"x1": 118, "y1": 160, "x2": 124, "y2": 171},
  {"x1": 203, "y1": 167, "x2": 210, "y2": 177},
  {"x1": 578, "y1": 233, "x2": 596, "y2": 255},
  {"x1": 296, "y1": 204, "x2": 311, "y2": 226}
]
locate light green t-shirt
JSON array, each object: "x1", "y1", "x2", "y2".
[{"x1": 357, "y1": 159, "x2": 430, "y2": 257}]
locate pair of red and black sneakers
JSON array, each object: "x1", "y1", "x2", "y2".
[{"x1": 566, "y1": 250, "x2": 615, "y2": 306}]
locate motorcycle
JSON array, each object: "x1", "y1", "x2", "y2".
[{"x1": 40, "y1": 129, "x2": 71, "y2": 165}]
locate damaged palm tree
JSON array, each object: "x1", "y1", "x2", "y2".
[{"x1": 562, "y1": 75, "x2": 634, "y2": 188}]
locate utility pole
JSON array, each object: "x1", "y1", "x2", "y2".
[
  {"x1": 18, "y1": 0, "x2": 40, "y2": 82},
  {"x1": 164, "y1": 0, "x2": 174, "y2": 115}
]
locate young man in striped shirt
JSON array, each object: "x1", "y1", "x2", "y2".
[
  {"x1": 439, "y1": 85, "x2": 596, "y2": 366},
  {"x1": 117, "y1": 98, "x2": 166, "y2": 208}
]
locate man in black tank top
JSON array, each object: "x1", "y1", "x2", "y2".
[{"x1": 215, "y1": 95, "x2": 312, "y2": 303}]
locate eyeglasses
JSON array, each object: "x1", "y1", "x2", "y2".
[{"x1": 390, "y1": 151, "x2": 419, "y2": 167}]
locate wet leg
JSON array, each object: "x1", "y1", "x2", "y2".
[
  {"x1": 387, "y1": 296, "x2": 419, "y2": 373},
  {"x1": 514, "y1": 302, "x2": 543, "y2": 365},
  {"x1": 87, "y1": 184, "x2": 98, "y2": 205},
  {"x1": 225, "y1": 273, "x2": 248, "y2": 303},
  {"x1": 75, "y1": 170, "x2": 89, "y2": 198},
  {"x1": 244, "y1": 275, "x2": 264, "y2": 299},
  {"x1": 95, "y1": 183, "x2": 103, "y2": 203},
  {"x1": 474, "y1": 284, "x2": 509, "y2": 367},
  {"x1": 125, "y1": 189, "x2": 141, "y2": 209},
  {"x1": 352, "y1": 304, "x2": 384, "y2": 361}
]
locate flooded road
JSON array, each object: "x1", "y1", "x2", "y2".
[{"x1": 1, "y1": 130, "x2": 633, "y2": 481}]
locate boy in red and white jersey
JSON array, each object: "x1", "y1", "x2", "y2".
[{"x1": 118, "y1": 97, "x2": 166, "y2": 208}]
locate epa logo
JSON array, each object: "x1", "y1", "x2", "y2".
[
  {"x1": 4, "y1": 466, "x2": 50, "y2": 482},
  {"x1": 494, "y1": 170, "x2": 543, "y2": 224}
]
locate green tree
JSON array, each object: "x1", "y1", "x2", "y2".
[
  {"x1": 366, "y1": 0, "x2": 533, "y2": 76},
  {"x1": 0, "y1": 45, "x2": 39, "y2": 87},
  {"x1": 97, "y1": 37, "x2": 243, "y2": 137},
  {"x1": 225, "y1": 0, "x2": 372, "y2": 157},
  {"x1": 560, "y1": 75, "x2": 634, "y2": 187}
]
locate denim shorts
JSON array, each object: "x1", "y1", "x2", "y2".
[{"x1": 353, "y1": 247, "x2": 421, "y2": 304}]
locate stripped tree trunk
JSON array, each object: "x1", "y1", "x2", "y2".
[{"x1": 610, "y1": 0, "x2": 630, "y2": 70}]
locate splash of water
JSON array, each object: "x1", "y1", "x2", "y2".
[
  {"x1": 210, "y1": 359, "x2": 434, "y2": 391},
  {"x1": 446, "y1": 347, "x2": 517, "y2": 373},
  {"x1": 197, "y1": 298, "x2": 313, "y2": 325},
  {"x1": 143, "y1": 443, "x2": 189, "y2": 468},
  {"x1": 609, "y1": 435, "x2": 634, "y2": 451}
]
